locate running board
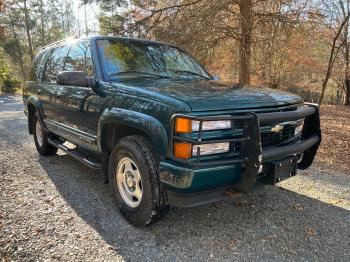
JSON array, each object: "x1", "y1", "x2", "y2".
[{"x1": 48, "y1": 138, "x2": 102, "y2": 170}]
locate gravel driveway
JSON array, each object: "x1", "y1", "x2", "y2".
[{"x1": 1, "y1": 94, "x2": 349, "y2": 262}]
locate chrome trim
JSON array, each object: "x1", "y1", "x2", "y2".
[{"x1": 44, "y1": 119, "x2": 96, "y2": 143}]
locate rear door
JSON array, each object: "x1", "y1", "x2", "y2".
[{"x1": 39, "y1": 45, "x2": 68, "y2": 123}]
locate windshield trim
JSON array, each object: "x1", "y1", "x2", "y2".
[{"x1": 96, "y1": 38, "x2": 213, "y2": 82}]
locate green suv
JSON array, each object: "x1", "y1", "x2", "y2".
[{"x1": 23, "y1": 36, "x2": 321, "y2": 225}]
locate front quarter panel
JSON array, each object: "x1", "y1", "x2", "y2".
[{"x1": 98, "y1": 108, "x2": 169, "y2": 157}]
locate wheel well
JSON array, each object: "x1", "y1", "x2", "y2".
[
  {"x1": 101, "y1": 123, "x2": 150, "y2": 153},
  {"x1": 27, "y1": 103, "x2": 37, "y2": 134}
]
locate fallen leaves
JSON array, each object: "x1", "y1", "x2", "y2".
[
  {"x1": 328, "y1": 198, "x2": 343, "y2": 205},
  {"x1": 302, "y1": 172, "x2": 310, "y2": 176},
  {"x1": 224, "y1": 191, "x2": 242, "y2": 198},
  {"x1": 107, "y1": 244, "x2": 118, "y2": 251},
  {"x1": 227, "y1": 240, "x2": 237, "y2": 250},
  {"x1": 2, "y1": 253, "x2": 10, "y2": 262},
  {"x1": 294, "y1": 204, "x2": 305, "y2": 211},
  {"x1": 33, "y1": 227, "x2": 44, "y2": 236},
  {"x1": 317, "y1": 106, "x2": 350, "y2": 173},
  {"x1": 307, "y1": 228, "x2": 317, "y2": 235}
]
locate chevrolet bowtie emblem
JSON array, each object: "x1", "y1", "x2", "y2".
[{"x1": 271, "y1": 124, "x2": 284, "y2": 133}]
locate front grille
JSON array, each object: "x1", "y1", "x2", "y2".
[
  {"x1": 260, "y1": 123, "x2": 296, "y2": 148},
  {"x1": 170, "y1": 104, "x2": 316, "y2": 168},
  {"x1": 195, "y1": 120, "x2": 298, "y2": 155}
]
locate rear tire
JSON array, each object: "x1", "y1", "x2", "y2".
[
  {"x1": 33, "y1": 113, "x2": 58, "y2": 156},
  {"x1": 109, "y1": 135, "x2": 169, "y2": 226}
]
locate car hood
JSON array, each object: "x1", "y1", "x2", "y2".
[{"x1": 113, "y1": 78, "x2": 303, "y2": 111}]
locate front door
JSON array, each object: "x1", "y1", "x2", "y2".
[{"x1": 53, "y1": 40, "x2": 101, "y2": 150}]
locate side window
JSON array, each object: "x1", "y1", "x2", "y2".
[
  {"x1": 29, "y1": 50, "x2": 48, "y2": 81},
  {"x1": 43, "y1": 46, "x2": 68, "y2": 82},
  {"x1": 64, "y1": 42, "x2": 93, "y2": 76}
]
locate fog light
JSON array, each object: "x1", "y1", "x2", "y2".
[{"x1": 192, "y1": 142, "x2": 230, "y2": 156}]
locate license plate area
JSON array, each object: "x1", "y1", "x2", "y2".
[{"x1": 262, "y1": 156, "x2": 297, "y2": 184}]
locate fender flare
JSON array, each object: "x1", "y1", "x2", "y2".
[
  {"x1": 97, "y1": 108, "x2": 168, "y2": 157},
  {"x1": 26, "y1": 96, "x2": 49, "y2": 133}
]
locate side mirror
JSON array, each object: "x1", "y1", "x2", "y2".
[
  {"x1": 212, "y1": 75, "x2": 221, "y2": 81},
  {"x1": 57, "y1": 71, "x2": 96, "y2": 89}
]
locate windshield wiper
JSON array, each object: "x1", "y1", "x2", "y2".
[
  {"x1": 173, "y1": 70, "x2": 210, "y2": 79},
  {"x1": 109, "y1": 70, "x2": 170, "y2": 78}
]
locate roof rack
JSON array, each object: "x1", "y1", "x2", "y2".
[{"x1": 42, "y1": 35, "x2": 79, "y2": 49}]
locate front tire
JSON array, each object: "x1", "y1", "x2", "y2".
[
  {"x1": 109, "y1": 135, "x2": 169, "y2": 226},
  {"x1": 33, "y1": 113, "x2": 58, "y2": 156}
]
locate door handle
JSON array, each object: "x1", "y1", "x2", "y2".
[{"x1": 37, "y1": 89, "x2": 42, "y2": 94}]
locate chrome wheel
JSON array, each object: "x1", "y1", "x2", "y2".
[
  {"x1": 116, "y1": 157, "x2": 143, "y2": 208},
  {"x1": 35, "y1": 120, "x2": 43, "y2": 147}
]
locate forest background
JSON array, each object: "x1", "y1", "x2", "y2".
[{"x1": 1, "y1": 0, "x2": 350, "y2": 106}]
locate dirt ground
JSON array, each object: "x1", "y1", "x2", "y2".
[
  {"x1": 316, "y1": 105, "x2": 350, "y2": 173},
  {"x1": 0, "y1": 95, "x2": 349, "y2": 262}
]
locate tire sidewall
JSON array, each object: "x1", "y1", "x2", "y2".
[
  {"x1": 33, "y1": 114, "x2": 48, "y2": 154},
  {"x1": 109, "y1": 138, "x2": 157, "y2": 226}
]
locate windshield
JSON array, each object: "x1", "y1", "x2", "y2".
[{"x1": 97, "y1": 39, "x2": 211, "y2": 80}]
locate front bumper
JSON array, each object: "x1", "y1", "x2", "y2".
[{"x1": 160, "y1": 103, "x2": 321, "y2": 206}]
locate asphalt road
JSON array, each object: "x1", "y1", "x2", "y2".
[{"x1": 1, "y1": 94, "x2": 349, "y2": 262}]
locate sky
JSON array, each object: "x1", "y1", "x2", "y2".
[{"x1": 73, "y1": 1, "x2": 100, "y2": 36}]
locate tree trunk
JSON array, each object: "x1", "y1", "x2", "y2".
[
  {"x1": 65, "y1": 0, "x2": 70, "y2": 33},
  {"x1": 39, "y1": 0, "x2": 45, "y2": 46},
  {"x1": 23, "y1": 0, "x2": 34, "y2": 61},
  {"x1": 9, "y1": 19, "x2": 26, "y2": 79},
  {"x1": 344, "y1": 36, "x2": 350, "y2": 105},
  {"x1": 343, "y1": 1, "x2": 350, "y2": 106},
  {"x1": 346, "y1": 80, "x2": 350, "y2": 105},
  {"x1": 319, "y1": 13, "x2": 350, "y2": 104},
  {"x1": 319, "y1": 73, "x2": 331, "y2": 105},
  {"x1": 239, "y1": 0, "x2": 253, "y2": 86}
]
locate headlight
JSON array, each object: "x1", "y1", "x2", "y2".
[
  {"x1": 294, "y1": 119, "x2": 304, "y2": 136},
  {"x1": 174, "y1": 116, "x2": 232, "y2": 159},
  {"x1": 192, "y1": 119, "x2": 231, "y2": 132},
  {"x1": 175, "y1": 117, "x2": 231, "y2": 133},
  {"x1": 192, "y1": 142, "x2": 230, "y2": 156}
]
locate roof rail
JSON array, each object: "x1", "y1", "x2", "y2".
[{"x1": 42, "y1": 36, "x2": 79, "y2": 49}]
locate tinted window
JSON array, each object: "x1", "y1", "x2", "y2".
[
  {"x1": 43, "y1": 46, "x2": 68, "y2": 82},
  {"x1": 64, "y1": 41, "x2": 93, "y2": 76},
  {"x1": 29, "y1": 50, "x2": 49, "y2": 81}
]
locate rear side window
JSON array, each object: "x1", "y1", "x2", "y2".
[
  {"x1": 64, "y1": 41, "x2": 94, "y2": 76},
  {"x1": 29, "y1": 50, "x2": 49, "y2": 81},
  {"x1": 43, "y1": 45, "x2": 68, "y2": 82}
]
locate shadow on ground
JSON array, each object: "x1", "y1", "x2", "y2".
[{"x1": 38, "y1": 153, "x2": 350, "y2": 261}]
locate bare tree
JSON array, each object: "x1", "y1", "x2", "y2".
[
  {"x1": 318, "y1": 0, "x2": 350, "y2": 104},
  {"x1": 340, "y1": 0, "x2": 350, "y2": 105},
  {"x1": 101, "y1": 0, "x2": 306, "y2": 86}
]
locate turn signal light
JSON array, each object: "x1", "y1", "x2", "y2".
[
  {"x1": 175, "y1": 118, "x2": 192, "y2": 133},
  {"x1": 174, "y1": 142, "x2": 192, "y2": 159}
]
